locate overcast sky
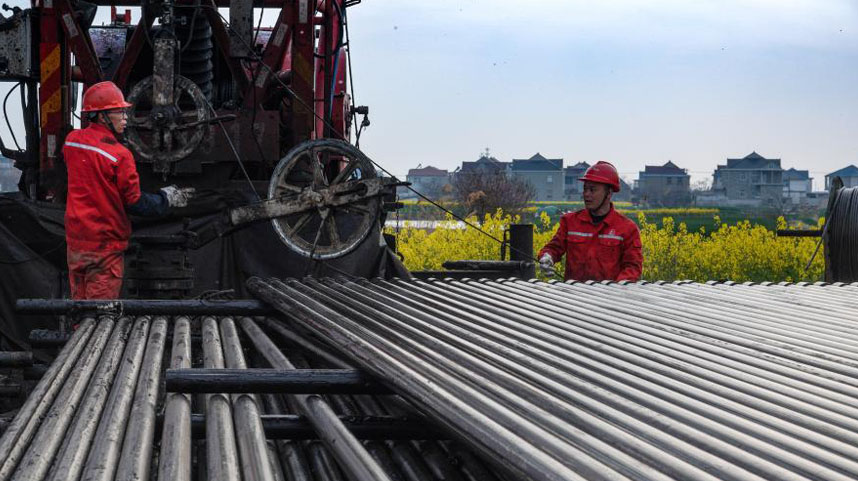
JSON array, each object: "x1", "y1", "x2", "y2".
[
  {"x1": 344, "y1": 0, "x2": 858, "y2": 189},
  {"x1": 1, "y1": 0, "x2": 856, "y2": 189}
]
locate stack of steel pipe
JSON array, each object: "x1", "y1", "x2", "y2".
[
  {"x1": 247, "y1": 276, "x2": 858, "y2": 481},
  {"x1": 0, "y1": 309, "x2": 502, "y2": 480}
]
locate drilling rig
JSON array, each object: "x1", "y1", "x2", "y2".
[{"x1": 0, "y1": 0, "x2": 407, "y2": 345}]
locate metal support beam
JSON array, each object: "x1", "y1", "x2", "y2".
[
  {"x1": 184, "y1": 414, "x2": 446, "y2": 441},
  {"x1": 16, "y1": 299, "x2": 273, "y2": 316},
  {"x1": 166, "y1": 368, "x2": 389, "y2": 394},
  {"x1": 27, "y1": 330, "x2": 69, "y2": 347},
  {"x1": 0, "y1": 352, "x2": 33, "y2": 367}
]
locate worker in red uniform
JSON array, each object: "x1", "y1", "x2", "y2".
[
  {"x1": 63, "y1": 81, "x2": 194, "y2": 299},
  {"x1": 538, "y1": 161, "x2": 643, "y2": 281}
]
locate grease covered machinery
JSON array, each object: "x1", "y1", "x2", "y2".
[{"x1": 0, "y1": 0, "x2": 406, "y2": 304}]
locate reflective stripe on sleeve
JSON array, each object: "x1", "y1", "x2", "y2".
[{"x1": 65, "y1": 141, "x2": 118, "y2": 163}]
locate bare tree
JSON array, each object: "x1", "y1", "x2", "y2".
[{"x1": 452, "y1": 172, "x2": 535, "y2": 218}]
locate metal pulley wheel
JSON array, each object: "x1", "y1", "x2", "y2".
[
  {"x1": 268, "y1": 139, "x2": 380, "y2": 259},
  {"x1": 125, "y1": 75, "x2": 209, "y2": 170}
]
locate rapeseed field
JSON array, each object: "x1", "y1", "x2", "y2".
[{"x1": 389, "y1": 211, "x2": 825, "y2": 282}]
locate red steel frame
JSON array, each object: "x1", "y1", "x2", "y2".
[{"x1": 34, "y1": 0, "x2": 348, "y2": 197}]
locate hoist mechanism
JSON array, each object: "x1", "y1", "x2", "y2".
[{"x1": 0, "y1": 0, "x2": 402, "y2": 300}]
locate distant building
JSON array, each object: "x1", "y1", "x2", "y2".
[
  {"x1": 458, "y1": 154, "x2": 510, "y2": 176},
  {"x1": 712, "y1": 152, "x2": 783, "y2": 205},
  {"x1": 615, "y1": 179, "x2": 633, "y2": 203},
  {"x1": 510, "y1": 153, "x2": 564, "y2": 201},
  {"x1": 636, "y1": 161, "x2": 691, "y2": 206},
  {"x1": 0, "y1": 156, "x2": 19, "y2": 192},
  {"x1": 405, "y1": 165, "x2": 450, "y2": 199},
  {"x1": 563, "y1": 162, "x2": 590, "y2": 199},
  {"x1": 825, "y1": 165, "x2": 858, "y2": 189},
  {"x1": 782, "y1": 168, "x2": 812, "y2": 203}
]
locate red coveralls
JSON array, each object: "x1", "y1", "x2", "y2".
[
  {"x1": 63, "y1": 123, "x2": 142, "y2": 299},
  {"x1": 539, "y1": 205, "x2": 643, "y2": 281}
]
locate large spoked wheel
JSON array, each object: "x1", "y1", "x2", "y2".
[
  {"x1": 268, "y1": 139, "x2": 380, "y2": 260},
  {"x1": 125, "y1": 75, "x2": 209, "y2": 169}
]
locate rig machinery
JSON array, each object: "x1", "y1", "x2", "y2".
[{"x1": 0, "y1": 0, "x2": 407, "y2": 346}]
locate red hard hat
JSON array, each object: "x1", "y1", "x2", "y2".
[
  {"x1": 580, "y1": 161, "x2": 620, "y2": 192},
  {"x1": 82, "y1": 81, "x2": 132, "y2": 112}
]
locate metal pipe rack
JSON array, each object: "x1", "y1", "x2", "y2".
[
  {"x1": 4, "y1": 278, "x2": 858, "y2": 480},
  {"x1": 246, "y1": 277, "x2": 858, "y2": 481},
  {"x1": 0, "y1": 309, "x2": 498, "y2": 481}
]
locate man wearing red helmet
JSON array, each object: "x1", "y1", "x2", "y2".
[
  {"x1": 538, "y1": 161, "x2": 643, "y2": 281},
  {"x1": 62, "y1": 81, "x2": 194, "y2": 299}
]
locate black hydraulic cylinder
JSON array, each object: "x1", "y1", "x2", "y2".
[
  {"x1": 510, "y1": 223, "x2": 536, "y2": 278},
  {"x1": 165, "y1": 368, "x2": 390, "y2": 394},
  {"x1": 509, "y1": 224, "x2": 534, "y2": 260},
  {"x1": 183, "y1": 414, "x2": 445, "y2": 440},
  {"x1": 16, "y1": 299, "x2": 273, "y2": 315}
]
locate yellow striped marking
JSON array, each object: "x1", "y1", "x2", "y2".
[
  {"x1": 40, "y1": 89, "x2": 61, "y2": 128},
  {"x1": 40, "y1": 45, "x2": 60, "y2": 81}
]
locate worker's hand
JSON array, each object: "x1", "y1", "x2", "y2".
[
  {"x1": 539, "y1": 254, "x2": 555, "y2": 277},
  {"x1": 160, "y1": 185, "x2": 196, "y2": 208}
]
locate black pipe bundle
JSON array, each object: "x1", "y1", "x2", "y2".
[
  {"x1": 828, "y1": 186, "x2": 858, "y2": 281},
  {"x1": 247, "y1": 277, "x2": 858, "y2": 481}
]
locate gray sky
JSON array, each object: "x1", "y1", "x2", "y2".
[
  {"x1": 345, "y1": 0, "x2": 858, "y2": 189},
  {"x1": 2, "y1": 0, "x2": 856, "y2": 189}
]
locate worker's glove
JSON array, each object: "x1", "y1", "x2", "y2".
[
  {"x1": 539, "y1": 254, "x2": 555, "y2": 276},
  {"x1": 160, "y1": 185, "x2": 196, "y2": 208}
]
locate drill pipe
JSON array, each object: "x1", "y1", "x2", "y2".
[
  {"x1": 247, "y1": 277, "x2": 589, "y2": 481},
  {"x1": 0, "y1": 318, "x2": 95, "y2": 480},
  {"x1": 403, "y1": 278, "x2": 858, "y2": 479},
  {"x1": 260, "y1": 393, "x2": 315, "y2": 481},
  {"x1": 519, "y1": 280, "x2": 858, "y2": 400},
  {"x1": 507, "y1": 280, "x2": 858, "y2": 430},
  {"x1": 307, "y1": 278, "x2": 686, "y2": 481},
  {"x1": 42, "y1": 317, "x2": 133, "y2": 481},
  {"x1": 9, "y1": 317, "x2": 117, "y2": 481},
  {"x1": 666, "y1": 281, "x2": 858, "y2": 326},
  {"x1": 158, "y1": 316, "x2": 193, "y2": 481},
  {"x1": 220, "y1": 317, "x2": 277, "y2": 481},
  {"x1": 112, "y1": 316, "x2": 168, "y2": 481},
  {"x1": 201, "y1": 316, "x2": 241, "y2": 481},
  {"x1": 238, "y1": 317, "x2": 393, "y2": 481},
  {"x1": 78, "y1": 316, "x2": 150, "y2": 481},
  {"x1": 260, "y1": 318, "x2": 354, "y2": 369},
  {"x1": 616, "y1": 282, "x2": 858, "y2": 356}
]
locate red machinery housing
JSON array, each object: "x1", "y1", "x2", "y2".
[
  {"x1": 0, "y1": 0, "x2": 403, "y2": 348},
  {"x1": 1, "y1": 0, "x2": 355, "y2": 192}
]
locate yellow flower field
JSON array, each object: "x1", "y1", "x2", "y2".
[{"x1": 389, "y1": 211, "x2": 825, "y2": 282}]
